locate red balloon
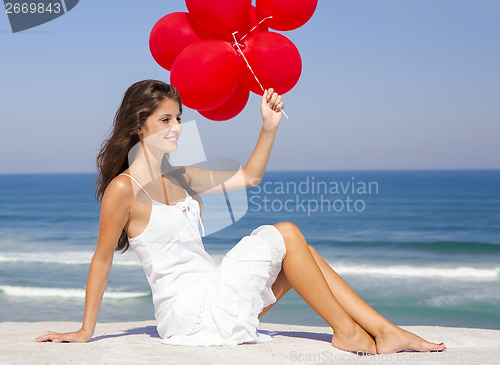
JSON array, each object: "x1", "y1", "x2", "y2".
[
  {"x1": 239, "y1": 32, "x2": 302, "y2": 95},
  {"x1": 199, "y1": 83, "x2": 250, "y2": 121},
  {"x1": 149, "y1": 12, "x2": 208, "y2": 71},
  {"x1": 170, "y1": 40, "x2": 240, "y2": 111},
  {"x1": 256, "y1": 0, "x2": 318, "y2": 31},
  {"x1": 186, "y1": 0, "x2": 251, "y2": 35},
  {"x1": 239, "y1": 5, "x2": 269, "y2": 39},
  {"x1": 197, "y1": 5, "x2": 268, "y2": 43}
]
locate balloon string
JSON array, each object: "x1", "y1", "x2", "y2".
[
  {"x1": 232, "y1": 31, "x2": 289, "y2": 119},
  {"x1": 239, "y1": 16, "x2": 273, "y2": 42},
  {"x1": 232, "y1": 32, "x2": 265, "y2": 92}
]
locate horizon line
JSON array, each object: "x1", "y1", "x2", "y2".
[{"x1": 1, "y1": 168, "x2": 500, "y2": 175}]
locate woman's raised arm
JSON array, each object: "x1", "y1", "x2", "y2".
[
  {"x1": 186, "y1": 88, "x2": 284, "y2": 194},
  {"x1": 34, "y1": 177, "x2": 133, "y2": 343}
]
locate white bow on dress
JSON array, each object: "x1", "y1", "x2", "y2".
[{"x1": 176, "y1": 195, "x2": 206, "y2": 237}]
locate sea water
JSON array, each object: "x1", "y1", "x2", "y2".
[{"x1": 0, "y1": 170, "x2": 499, "y2": 330}]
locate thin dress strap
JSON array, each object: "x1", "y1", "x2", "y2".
[{"x1": 119, "y1": 173, "x2": 153, "y2": 202}]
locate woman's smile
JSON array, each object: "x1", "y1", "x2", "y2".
[{"x1": 165, "y1": 135, "x2": 178, "y2": 144}]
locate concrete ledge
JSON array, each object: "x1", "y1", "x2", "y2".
[{"x1": 2, "y1": 321, "x2": 499, "y2": 364}]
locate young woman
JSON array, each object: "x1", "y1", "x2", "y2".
[{"x1": 35, "y1": 80, "x2": 446, "y2": 354}]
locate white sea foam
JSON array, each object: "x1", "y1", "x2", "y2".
[
  {"x1": 0, "y1": 285, "x2": 150, "y2": 299},
  {"x1": 1, "y1": 252, "x2": 497, "y2": 281},
  {"x1": 0, "y1": 251, "x2": 140, "y2": 266},
  {"x1": 0, "y1": 251, "x2": 227, "y2": 267},
  {"x1": 330, "y1": 261, "x2": 500, "y2": 281}
]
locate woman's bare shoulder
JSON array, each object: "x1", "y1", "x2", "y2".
[{"x1": 103, "y1": 174, "x2": 135, "y2": 203}]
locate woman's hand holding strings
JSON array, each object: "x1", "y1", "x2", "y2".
[{"x1": 261, "y1": 88, "x2": 284, "y2": 132}]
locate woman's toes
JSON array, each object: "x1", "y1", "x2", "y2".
[
  {"x1": 375, "y1": 326, "x2": 446, "y2": 354},
  {"x1": 423, "y1": 341, "x2": 446, "y2": 352}
]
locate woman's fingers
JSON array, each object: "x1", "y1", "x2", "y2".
[
  {"x1": 270, "y1": 94, "x2": 282, "y2": 112},
  {"x1": 35, "y1": 330, "x2": 56, "y2": 340},
  {"x1": 34, "y1": 332, "x2": 59, "y2": 342},
  {"x1": 267, "y1": 88, "x2": 275, "y2": 99},
  {"x1": 268, "y1": 91, "x2": 277, "y2": 105},
  {"x1": 35, "y1": 330, "x2": 90, "y2": 343},
  {"x1": 53, "y1": 333, "x2": 69, "y2": 343},
  {"x1": 261, "y1": 89, "x2": 269, "y2": 108},
  {"x1": 275, "y1": 95, "x2": 283, "y2": 109},
  {"x1": 266, "y1": 90, "x2": 282, "y2": 109},
  {"x1": 261, "y1": 87, "x2": 284, "y2": 116},
  {"x1": 34, "y1": 331, "x2": 69, "y2": 343}
]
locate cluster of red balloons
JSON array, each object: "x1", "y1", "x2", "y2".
[{"x1": 149, "y1": 0, "x2": 318, "y2": 121}]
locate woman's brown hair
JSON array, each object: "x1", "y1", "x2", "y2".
[{"x1": 95, "y1": 79, "x2": 200, "y2": 253}]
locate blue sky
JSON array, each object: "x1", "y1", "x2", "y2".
[{"x1": 1, "y1": 0, "x2": 499, "y2": 173}]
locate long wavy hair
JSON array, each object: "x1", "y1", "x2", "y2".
[{"x1": 95, "y1": 79, "x2": 201, "y2": 253}]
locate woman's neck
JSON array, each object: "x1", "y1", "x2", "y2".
[{"x1": 128, "y1": 143, "x2": 164, "y2": 183}]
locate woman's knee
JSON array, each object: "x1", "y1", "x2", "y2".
[
  {"x1": 274, "y1": 221, "x2": 299, "y2": 237},
  {"x1": 274, "y1": 222, "x2": 304, "y2": 250}
]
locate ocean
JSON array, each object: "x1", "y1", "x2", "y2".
[{"x1": 0, "y1": 170, "x2": 499, "y2": 331}]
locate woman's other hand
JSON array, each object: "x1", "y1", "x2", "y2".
[
  {"x1": 34, "y1": 328, "x2": 92, "y2": 343},
  {"x1": 261, "y1": 88, "x2": 284, "y2": 132}
]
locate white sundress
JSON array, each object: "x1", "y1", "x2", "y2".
[{"x1": 119, "y1": 174, "x2": 287, "y2": 346}]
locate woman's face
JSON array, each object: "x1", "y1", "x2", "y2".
[{"x1": 138, "y1": 97, "x2": 182, "y2": 154}]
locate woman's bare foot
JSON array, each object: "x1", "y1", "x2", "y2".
[
  {"x1": 331, "y1": 323, "x2": 377, "y2": 355},
  {"x1": 375, "y1": 325, "x2": 446, "y2": 354}
]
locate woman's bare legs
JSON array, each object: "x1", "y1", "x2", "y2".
[
  {"x1": 260, "y1": 222, "x2": 446, "y2": 354},
  {"x1": 307, "y1": 244, "x2": 446, "y2": 354},
  {"x1": 266, "y1": 222, "x2": 378, "y2": 354}
]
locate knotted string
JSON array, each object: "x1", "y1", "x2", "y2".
[
  {"x1": 231, "y1": 16, "x2": 289, "y2": 119},
  {"x1": 177, "y1": 195, "x2": 206, "y2": 237},
  {"x1": 240, "y1": 16, "x2": 273, "y2": 42}
]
